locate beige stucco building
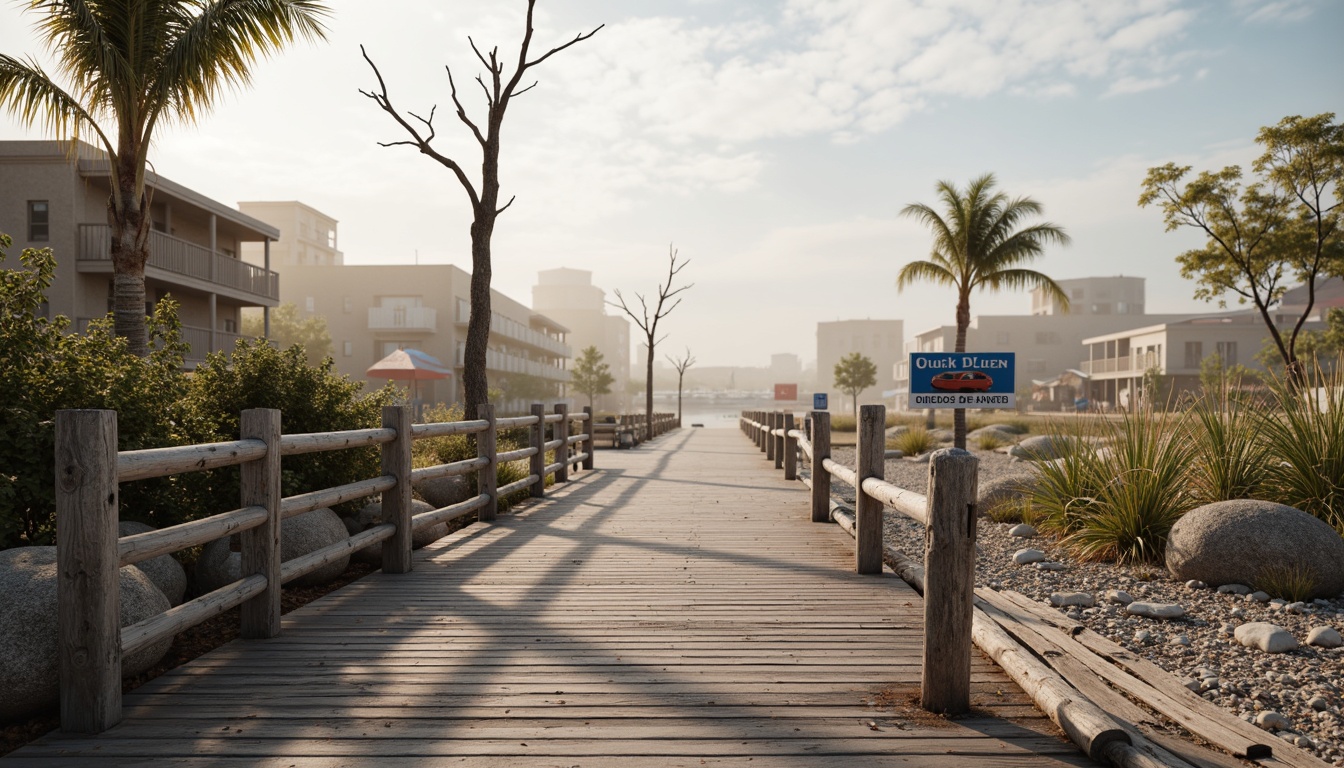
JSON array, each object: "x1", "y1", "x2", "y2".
[
  {"x1": 1, "y1": 141, "x2": 280, "y2": 364},
  {"x1": 531, "y1": 268, "x2": 630, "y2": 411},
  {"x1": 816, "y1": 319, "x2": 904, "y2": 412},
  {"x1": 239, "y1": 201, "x2": 343, "y2": 267}
]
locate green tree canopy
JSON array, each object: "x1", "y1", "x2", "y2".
[
  {"x1": 242, "y1": 303, "x2": 333, "y2": 366},
  {"x1": 0, "y1": 0, "x2": 329, "y2": 355},
  {"x1": 833, "y1": 352, "x2": 877, "y2": 416},
  {"x1": 898, "y1": 173, "x2": 1070, "y2": 447},
  {"x1": 1139, "y1": 113, "x2": 1343, "y2": 385},
  {"x1": 570, "y1": 346, "x2": 615, "y2": 411}
]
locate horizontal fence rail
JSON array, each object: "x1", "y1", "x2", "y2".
[{"x1": 54, "y1": 402, "x2": 608, "y2": 735}]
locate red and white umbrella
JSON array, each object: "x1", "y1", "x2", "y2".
[{"x1": 366, "y1": 349, "x2": 452, "y2": 413}]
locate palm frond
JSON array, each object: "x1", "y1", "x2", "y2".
[
  {"x1": 977, "y1": 269, "x2": 1068, "y2": 304},
  {"x1": 896, "y1": 260, "x2": 957, "y2": 291},
  {"x1": 0, "y1": 54, "x2": 110, "y2": 150},
  {"x1": 30, "y1": 0, "x2": 128, "y2": 116}
]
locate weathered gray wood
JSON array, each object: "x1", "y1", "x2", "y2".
[
  {"x1": 380, "y1": 405, "x2": 414, "y2": 574},
  {"x1": 475, "y1": 403, "x2": 497, "y2": 523},
  {"x1": 529, "y1": 404, "x2": 547, "y2": 498},
  {"x1": 554, "y1": 405, "x2": 570, "y2": 478},
  {"x1": 410, "y1": 419, "x2": 489, "y2": 439},
  {"x1": 282, "y1": 526, "x2": 393, "y2": 585},
  {"x1": 582, "y1": 406, "x2": 595, "y2": 470},
  {"x1": 119, "y1": 506, "x2": 267, "y2": 567},
  {"x1": 921, "y1": 447, "x2": 978, "y2": 714},
  {"x1": 498, "y1": 474, "x2": 540, "y2": 498},
  {"x1": 821, "y1": 457, "x2": 857, "y2": 487},
  {"x1": 809, "y1": 411, "x2": 831, "y2": 523},
  {"x1": 861, "y1": 477, "x2": 929, "y2": 525},
  {"x1": 856, "y1": 405, "x2": 885, "y2": 575},
  {"x1": 278, "y1": 428, "x2": 395, "y2": 457},
  {"x1": 409, "y1": 456, "x2": 489, "y2": 484},
  {"x1": 496, "y1": 446, "x2": 538, "y2": 463},
  {"x1": 239, "y1": 409, "x2": 283, "y2": 639},
  {"x1": 783, "y1": 412, "x2": 797, "y2": 481},
  {"x1": 495, "y1": 415, "x2": 540, "y2": 428},
  {"x1": 412, "y1": 494, "x2": 491, "y2": 531},
  {"x1": 117, "y1": 439, "x2": 266, "y2": 482},
  {"x1": 766, "y1": 412, "x2": 777, "y2": 463},
  {"x1": 122, "y1": 575, "x2": 267, "y2": 658},
  {"x1": 55, "y1": 409, "x2": 122, "y2": 733},
  {"x1": 280, "y1": 475, "x2": 396, "y2": 520},
  {"x1": 775, "y1": 412, "x2": 787, "y2": 470}
]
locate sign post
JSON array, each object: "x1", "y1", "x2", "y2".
[
  {"x1": 812, "y1": 392, "x2": 828, "y2": 410},
  {"x1": 909, "y1": 353, "x2": 1016, "y2": 410}
]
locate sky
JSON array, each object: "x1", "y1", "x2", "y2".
[{"x1": 2, "y1": 0, "x2": 1342, "y2": 369}]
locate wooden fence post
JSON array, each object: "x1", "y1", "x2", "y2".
[
  {"x1": 856, "y1": 404, "x2": 885, "y2": 575},
  {"x1": 765, "y1": 412, "x2": 777, "y2": 463},
  {"x1": 783, "y1": 412, "x2": 797, "y2": 481},
  {"x1": 240, "y1": 408, "x2": 282, "y2": 638},
  {"x1": 530, "y1": 403, "x2": 546, "y2": 498},
  {"x1": 774, "y1": 411, "x2": 785, "y2": 471},
  {"x1": 759, "y1": 412, "x2": 769, "y2": 454},
  {"x1": 554, "y1": 403, "x2": 570, "y2": 483},
  {"x1": 921, "y1": 447, "x2": 979, "y2": 714},
  {"x1": 380, "y1": 405, "x2": 414, "y2": 574},
  {"x1": 476, "y1": 403, "x2": 497, "y2": 522},
  {"x1": 582, "y1": 406, "x2": 595, "y2": 470},
  {"x1": 810, "y1": 410, "x2": 831, "y2": 523},
  {"x1": 55, "y1": 409, "x2": 121, "y2": 734}
]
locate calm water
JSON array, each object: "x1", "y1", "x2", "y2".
[{"x1": 652, "y1": 394, "x2": 812, "y2": 429}]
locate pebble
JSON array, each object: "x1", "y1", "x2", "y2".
[
  {"x1": 1218, "y1": 584, "x2": 1252, "y2": 595},
  {"x1": 1127, "y1": 602, "x2": 1186, "y2": 619},
  {"x1": 1008, "y1": 523, "x2": 1037, "y2": 538},
  {"x1": 1104, "y1": 589, "x2": 1134, "y2": 605},
  {"x1": 1034, "y1": 561, "x2": 1067, "y2": 571},
  {"x1": 1247, "y1": 591, "x2": 1272, "y2": 603},
  {"x1": 1134, "y1": 630, "x2": 1153, "y2": 645},
  {"x1": 1013, "y1": 548, "x2": 1046, "y2": 565},
  {"x1": 1308, "y1": 696, "x2": 1329, "y2": 711},
  {"x1": 1050, "y1": 592, "x2": 1095, "y2": 608},
  {"x1": 1256, "y1": 711, "x2": 1292, "y2": 731},
  {"x1": 1186, "y1": 580, "x2": 1208, "y2": 589},
  {"x1": 1170, "y1": 634, "x2": 1191, "y2": 646},
  {"x1": 1235, "y1": 622, "x2": 1300, "y2": 653},
  {"x1": 1307, "y1": 626, "x2": 1343, "y2": 648}
]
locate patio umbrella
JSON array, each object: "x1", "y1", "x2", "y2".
[{"x1": 366, "y1": 349, "x2": 453, "y2": 414}]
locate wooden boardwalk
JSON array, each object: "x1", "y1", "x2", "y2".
[{"x1": 8, "y1": 428, "x2": 1093, "y2": 767}]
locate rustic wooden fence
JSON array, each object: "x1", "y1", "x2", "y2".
[
  {"x1": 740, "y1": 405, "x2": 977, "y2": 714},
  {"x1": 54, "y1": 402, "x2": 596, "y2": 734},
  {"x1": 590, "y1": 412, "x2": 677, "y2": 447}
]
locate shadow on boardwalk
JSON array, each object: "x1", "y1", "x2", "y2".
[{"x1": 6, "y1": 429, "x2": 1095, "y2": 767}]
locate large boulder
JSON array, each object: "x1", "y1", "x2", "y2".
[
  {"x1": 969, "y1": 425, "x2": 1018, "y2": 442},
  {"x1": 0, "y1": 546, "x2": 171, "y2": 721},
  {"x1": 414, "y1": 474, "x2": 475, "y2": 510},
  {"x1": 978, "y1": 473, "x2": 1039, "y2": 518},
  {"x1": 1008, "y1": 434, "x2": 1080, "y2": 461},
  {"x1": 195, "y1": 507, "x2": 351, "y2": 592},
  {"x1": 1166, "y1": 500, "x2": 1344, "y2": 600},
  {"x1": 119, "y1": 521, "x2": 187, "y2": 606},
  {"x1": 344, "y1": 499, "x2": 447, "y2": 566}
]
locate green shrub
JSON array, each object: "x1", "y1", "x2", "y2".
[
  {"x1": 1186, "y1": 391, "x2": 1270, "y2": 505},
  {"x1": 1255, "y1": 362, "x2": 1344, "y2": 534},
  {"x1": 0, "y1": 236, "x2": 197, "y2": 546},
  {"x1": 830, "y1": 415, "x2": 856, "y2": 432},
  {"x1": 973, "y1": 432, "x2": 1009, "y2": 451},
  {"x1": 1254, "y1": 562, "x2": 1321, "y2": 603},
  {"x1": 892, "y1": 428, "x2": 936, "y2": 456}
]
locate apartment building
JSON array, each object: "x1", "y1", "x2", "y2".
[
  {"x1": 0, "y1": 141, "x2": 280, "y2": 364},
  {"x1": 1031, "y1": 276, "x2": 1146, "y2": 316},
  {"x1": 816, "y1": 319, "x2": 904, "y2": 412},
  {"x1": 531, "y1": 268, "x2": 630, "y2": 411},
  {"x1": 239, "y1": 201, "x2": 343, "y2": 267}
]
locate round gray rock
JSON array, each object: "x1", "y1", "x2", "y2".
[
  {"x1": 1165, "y1": 500, "x2": 1344, "y2": 600},
  {"x1": 930, "y1": 429, "x2": 955, "y2": 443},
  {"x1": 1234, "y1": 622, "x2": 1299, "y2": 653},
  {"x1": 415, "y1": 475, "x2": 475, "y2": 510},
  {"x1": 0, "y1": 546, "x2": 171, "y2": 721},
  {"x1": 347, "y1": 499, "x2": 447, "y2": 566},
  {"x1": 196, "y1": 507, "x2": 352, "y2": 592},
  {"x1": 978, "y1": 473, "x2": 1039, "y2": 518},
  {"x1": 1008, "y1": 434, "x2": 1079, "y2": 461},
  {"x1": 119, "y1": 521, "x2": 187, "y2": 606}
]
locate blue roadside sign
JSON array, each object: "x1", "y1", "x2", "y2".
[
  {"x1": 909, "y1": 352, "x2": 1016, "y2": 410},
  {"x1": 813, "y1": 392, "x2": 828, "y2": 410}
]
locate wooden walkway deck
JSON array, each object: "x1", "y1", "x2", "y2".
[{"x1": 8, "y1": 428, "x2": 1094, "y2": 767}]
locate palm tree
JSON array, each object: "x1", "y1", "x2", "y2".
[
  {"x1": 0, "y1": 0, "x2": 329, "y2": 355},
  {"x1": 899, "y1": 173, "x2": 1071, "y2": 449}
]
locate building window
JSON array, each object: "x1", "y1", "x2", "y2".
[
  {"x1": 1071, "y1": 288, "x2": 1084, "y2": 300},
  {"x1": 28, "y1": 201, "x2": 49, "y2": 241},
  {"x1": 1184, "y1": 341, "x2": 1202, "y2": 369},
  {"x1": 1216, "y1": 341, "x2": 1237, "y2": 366},
  {"x1": 1091, "y1": 303, "x2": 1112, "y2": 315},
  {"x1": 222, "y1": 318, "x2": 237, "y2": 333},
  {"x1": 1027, "y1": 359, "x2": 1047, "y2": 373},
  {"x1": 1035, "y1": 332, "x2": 1061, "y2": 345},
  {"x1": 343, "y1": 296, "x2": 353, "y2": 313},
  {"x1": 343, "y1": 341, "x2": 353, "y2": 357},
  {"x1": 996, "y1": 332, "x2": 1011, "y2": 345},
  {"x1": 327, "y1": 229, "x2": 337, "y2": 248},
  {"x1": 305, "y1": 296, "x2": 315, "y2": 313}
]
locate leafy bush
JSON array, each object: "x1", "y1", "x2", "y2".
[
  {"x1": 1, "y1": 236, "x2": 197, "y2": 546},
  {"x1": 413, "y1": 403, "x2": 547, "y2": 514}
]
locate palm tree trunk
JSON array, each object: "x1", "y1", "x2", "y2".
[
  {"x1": 109, "y1": 156, "x2": 151, "y2": 356},
  {"x1": 953, "y1": 293, "x2": 971, "y2": 450}
]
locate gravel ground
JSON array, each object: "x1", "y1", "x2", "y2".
[{"x1": 818, "y1": 445, "x2": 1344, "y2": 765}]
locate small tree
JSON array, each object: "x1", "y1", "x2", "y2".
[
  {"x1": 361, "y1": 2, "x2": 600, "y2": 415},
  {"x1": 666, "y1": 347, "x2": 696, "y2": 426},
  {"x1": 570, "y1": 345, "x2": 614, "y2": 411},
  {"x1": 611, "y1": 246, "x2": 693, "y2": 435},
  {"x1": 834, "y1": 352, "x2": 877, "y2": 416},
  {"x1": 242, "y1": 303, "x2": 333, "y2": 366}
]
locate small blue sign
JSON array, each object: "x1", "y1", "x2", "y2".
[
  {"x1": 813, "y1": 392, "x2": 828, "y2": 410},
  {"x1": 909, "y1": 352, "x2": 1016, "y2": 410}
]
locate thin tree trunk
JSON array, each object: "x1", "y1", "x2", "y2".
[
  {"x1": 953, "y1": 293, "x2": 971, "y2": 450},
  {"x1": 464, "y1": 134, "x2": 501, "y2": 412},
  {"x1": 677, "y1": 372, "x2": 683, "y2": 427},
  {"x1": 645, "y1": 341, "x2": 654, "y2": 440}
]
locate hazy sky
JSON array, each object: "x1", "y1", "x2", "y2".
[{"x1": 2, "y1": 0, "x2": 1341, "y2": 368}]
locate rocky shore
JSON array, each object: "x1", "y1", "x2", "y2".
[{"x1": 823, "y1": 445, "x2": 1344, "y2": 765}]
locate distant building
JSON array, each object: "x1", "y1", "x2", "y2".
[
  {"x1": 770, "y1": 353, "x2": 802, "y2": 382},
  {"x1": 816, "y1": 320, "x2": 904, "y2": 412},
  {"x1": 0, "y1": 140, "x2": 280, "y2": 365},
  {"x1": 532, "y1": 268, "x2": 631, "y2": 411},
  {"x1": 239, "y1": 201, "x2": 343, "y2": 267},
  {"x1": 1032, "y1": 276, "x2": 1145, "y2": 316}
]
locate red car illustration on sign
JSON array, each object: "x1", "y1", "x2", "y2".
[{"x1": 930, "y1": 371, "x2": 994, "y2": 392}]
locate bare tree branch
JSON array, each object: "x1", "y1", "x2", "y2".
[
  {"x1": 610, "y1": 244, "x2": 694, "y2": 431},
  {"x1": 497, "y1": 195, "x2": 516, "y2": 215}
]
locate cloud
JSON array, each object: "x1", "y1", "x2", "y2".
[
  {"x1": 1104, "y1": 74, "x2": 1182, "y2": 96},
  {"x1": 1235, "y1": 0, "x2": 1320, "y2": 24}
]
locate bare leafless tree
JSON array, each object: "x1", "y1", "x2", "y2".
[
  {"x1": 666, "y1": 347, "x2": 696, "y2": 427},
  {"x1": 610, "y1": 246, "x2": 693, "y2": 436},
  {"x1": 359, "y1": 2, "x2": 601, "y2": 415}
]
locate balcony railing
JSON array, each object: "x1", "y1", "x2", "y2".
[
  {"x1": 1082, "y1": 352, "x2": 1159, "y2": 376},
  {"x1": 368, "y1": 306, "x2": 437, "y2": 332},
  {"x1": 456, "y1": 343, "x2": 568, "y2": 381},
  {"x1": 456, "y1": 307, "x2": 569, "y2": 357},
  {"x1": 77, "y1": 224, "x2": 279, "y2": 303}
]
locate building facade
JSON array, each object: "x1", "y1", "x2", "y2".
[
  {"x1": 0, "y1": 141, "x2": 280, "y2": 365},
  {"x1": 531, "y1": 268, "x2": 630, "y2": 411},
  {"x1": 816, "y1": 319, "x2": 904, "y2": 412},
  {"x1": 239, "y1": 201, "x2": 343, "y2": 267},
  {"x1": 1031, "y1": 276, "x2": 1146, "y2": 316}
]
